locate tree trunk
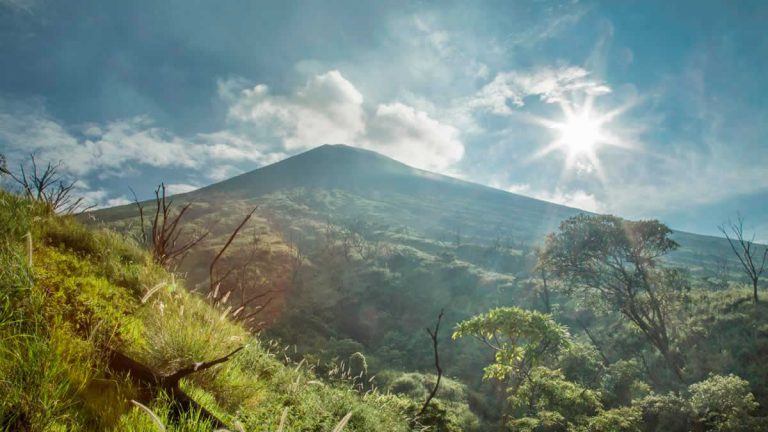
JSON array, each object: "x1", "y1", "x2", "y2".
[{"x1": 754, "y1": 279, "x2": 759, "y2": 303}]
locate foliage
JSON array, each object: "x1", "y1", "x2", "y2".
[
  {"x1": 587, "y1": 406, "x2": 643, "y2": 432},
  {"x1": 541, "y1": 214, "x2": 689, "y2": 381},
  {"x1": 688, "y1": 374, "x2": 761, "y2": 431},
  {"x1": 380, "y1": 371, "x2": 481, "y2": 431},
  {"x1": 507, "y1": 367, "x2": 601, "y2": 431},
  {"x1": 633, "y1": 392, "x2": 692, "y2": 432},
  {"x1": 453, "y1": 306, "x2": 570, "y2": 384}
]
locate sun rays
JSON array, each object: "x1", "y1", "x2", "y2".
[{"x1": 528, "y1": 96, "x2": 636, "y2": 178}]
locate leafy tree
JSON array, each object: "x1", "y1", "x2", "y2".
[
  {"x1": 587, "y1": 406, "x2": 643, "y2": 432},
  {"x1": 508, "y1": 366, "x2": 601, "y2": 431},
  {"x1": 634, "y1": 392, "x2": 692, "y2": 432},
  {"x1": 453, "y1": 307, "x2": 570, "y2": 428},
  {"x1": 541, "y1": 215, "x2": 689, "y2": 381},
  {"x1": 689, "y1": 374, "x2": 762, "y2": 432},
  {"x1": 453, "y1": 307, "x2": 570, "y2": 386}
]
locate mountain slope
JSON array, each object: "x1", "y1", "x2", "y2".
[{"x1": 97, "y1": 143, "x2": 744, "y2": 269}]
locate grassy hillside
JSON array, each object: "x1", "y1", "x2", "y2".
[{"x1": 0, "y1": 190, "x2": 434, "y2": 431}]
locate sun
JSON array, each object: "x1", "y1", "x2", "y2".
[
  {"x1": 528, "y1": 96, "x2": 634, "y2": 175},
  {"x1": 558, "y1": 111, "x2": 603, "y2": 157}
]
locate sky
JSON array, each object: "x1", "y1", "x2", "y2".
[{"x1": 0, "y1": 0, "x2": 767, "y2": 239}]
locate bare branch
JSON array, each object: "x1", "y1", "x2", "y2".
[
  {"x1": 138, "y1": 183, "x2": 209, "y2": 268},
  {"x1": 7, "y1": 154, "x2": 91, "y2": 214},
  {"x1": 419, "y1": 309, "x2": 444, "y2": 417},
  {"x1": 209, "y1": 207, "x2": 258, "y2": 303}
]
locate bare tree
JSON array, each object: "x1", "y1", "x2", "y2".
[
  {"x1": 719, "y1": 215, "x2": 767, "y2": 303},
  {"x1": 8, "y1": 154, "x2": 91, "y2": 214},
  {"x1": 419, "y1": 309, "x2": 444, "y2": 417},
  {"x1": 133, "y1": 183, "x2": 209, "y2": 268},
  {"x1": 229, "y1": 231, "x2": 284, "y2": 325}
]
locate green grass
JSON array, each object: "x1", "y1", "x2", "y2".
[{"x1": 0, "y1": 190, "x2": 414, "y2": 431}]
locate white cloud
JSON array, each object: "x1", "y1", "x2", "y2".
[
  {"x1": 602, "y1": 153, "x2": 768, "y2": 219},
  {"x1": 469, "y1": 66, "x2": 611, "y2": 115},
  {"x1": 197, "y1": 130, "x2": 287, "y2": 164},
  {"x1": 165, "y1": 183, "x2": 199, "y2": 195},
  {"x1": 225, "y1": 71, "x2": 364, "y2": 151},
  {"x1": 104, "y1": 196, "x2": 132, "y2": 207},
  {"x1": 493, "y1": 181, "x2": 603, "y2": 213},
  {"x1": 0, "y1": 113, "x2": 197, "y2": 176},
  {"x1": 362, "y1": 103, "x2": 463, "y2": 171},
  {"x1": 0, "y1": 106, "x2": 283, "y2": 183},
  {"x1": 72, "y1": 186, "x2": 130, "y2": 210},
  {"x1": 206, "y1": 164, "x2": 242, "y2": 182},
  {"x1": 222, "y1": 70, "x2": 465, "y2": 172},
  {"x1": 0, "y1": 0, "x2": 38, "y2": 13}
]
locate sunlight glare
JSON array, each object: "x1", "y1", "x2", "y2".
[
  {"x1": 559, "y1": 113, "x2": 602, "y2": 156},
  {"x1": 526, "y1": 96, "x2": 636, "y2": 178}
]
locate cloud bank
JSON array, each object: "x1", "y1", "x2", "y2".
[{"x1": 222, "y1": 70, "x2": 464, "y2": 172}]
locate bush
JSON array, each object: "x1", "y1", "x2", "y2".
[
  {"x1": 688, "y1": 374, "x2": 760, "y2": 432},
  {"x1": 634, "y1": 392, "x2": 692, "y2": 432}
]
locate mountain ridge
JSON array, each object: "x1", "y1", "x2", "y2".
[
  {"x1": 191, "y1": 143, "x2": 584, "y2": 218},
  {"x1": 91, "y1": 143, "x2": 747, "y2": 275}
]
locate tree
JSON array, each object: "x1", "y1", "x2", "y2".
[
  {"x1": 689, "y1": 374, "x2": 761, "y2": 431},
  {"x1": 719, "y1": 216, "x2": 767, "y2": 303},
  {"x1": 207, "y1": 207, "x2": 257, "y2": 303},
  {"x1": 419, "y1": 309, "x2": 444, "y2": 417},
  {"x1": 540, "y1": 214, "x2": 688, "y2": 382},
  {"x1": 507, "y1": 367, "x2": 602, "y2": 432},
  {"x1": 453, "y1": 307, "x2": 570, "y2": 386},
  {"x1": 7, "y1": 154, "x2": 90, "y2": 214},
  {"x1": 453, "y1": 307, "x2": 570, "y2": 427},
  {"x1": 132, "y1": 183, "x2": 209, "y2": 268}
]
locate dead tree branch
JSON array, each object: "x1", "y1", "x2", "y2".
[
  {"x1": 107, "y1": 347, "x2": 244, "y2": 428},
  {"x1": 419, "y1": 309, "x2": 444, "y2": 417},
  {"x1": 208, "y1": 207, "x2": 258, "y2": 305},
  {"x1": 134, "y1": 183, "x2": 209, "y2": 268},
  {"x1": 8, "y1": 154, "x2": 92, "y2": 214},
  {"x1": 719, "y1": 215, "x2": 768, "y2": 303}
]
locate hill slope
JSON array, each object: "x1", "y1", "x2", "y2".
[
  {"x1": 97, "y1": 143, "x2": 745, "y2": 274},
  {"x1": 0, "y1": 191, "x2": 420, "y2": 431}
]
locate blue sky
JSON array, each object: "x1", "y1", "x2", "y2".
[{"x1": 1, "y1": 0, "x2": 766, "y2": 239}]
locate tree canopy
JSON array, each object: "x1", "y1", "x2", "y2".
[{"x1": 540, "y1": 214, "x2": 688, "y2": 381}]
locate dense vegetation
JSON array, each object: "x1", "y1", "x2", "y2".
[{"x1": 266, "y1": 207, "x2": 768, "y2": 431}]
